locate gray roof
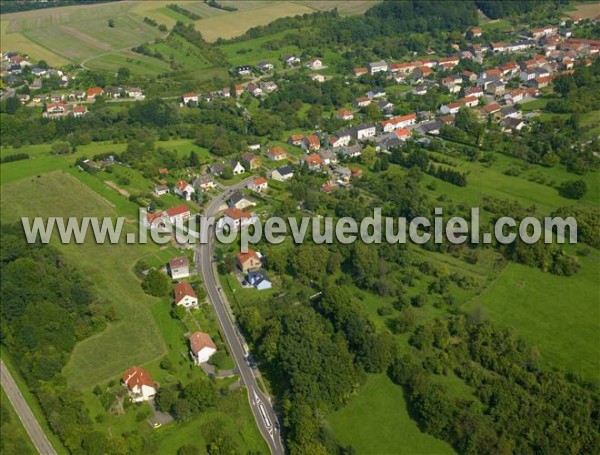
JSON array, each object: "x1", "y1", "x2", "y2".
[{"x1": 276, "y1": 165, "x2": 294, "y2": 176}]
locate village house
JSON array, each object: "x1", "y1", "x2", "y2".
[
  {"x1": 189, "y1": 332, "x2": 217, "y2": 364},
  {"x1": 439, "y1": 102, "x2": 462, "y2": 115},
  {"x1": 230, "y1": 160, "x2": 246, "y2": 175},
  {"x1": 306, "y1": 58, "x2": 323, "y2": 70},
  {"x1": 269, "y1": 165, "x2": 294, "y2": 182},
  {"x1": 182, "y1": 93, "x2": 199, "y2": 105},
  {"x1": 248, "y1": 176, "x2": 268, "y2": 193},
  {"x1": 485, "y1": 81, "x2": 505, "y2": 96},
  {"x1": 237, "y1": 249, "x2": 263, "y2": 273},
  {"x1": 229, "y1": 191, "x2": 256, "y2": 210},
  {"x1": 303, "y1": 154, "x2": 323, "y2": 171},
  {"x1": 413, "y1": 66, "x2": 433, "y2": 80},
  {"x1": 193, "y1": 175, "x2": 217, "y2": 192},
  {"x1": 531, "y1": 26, "x2": 557, "y2": 40},
  {"x1": 483, "y1": 102, "x2": 502, "y2": 115},
  {"x1": 173, "y1": 281, "x2": 198, "y2": 308},
  {"x1": 302, "y1": 134, "x2": 321, "y2": 152},
  {"x1": 380, "y1": 113, "x2": 417, "y2": 133},
  {"x1": 246, "y1": 83, "x2": 262, "y2": 97},
  {"x1": 340, "y1": 144, "x2": 362, "y2": 159},
  {"x1": 235, "y1": 84, "x2": 244, "y2": 97},
  {"x1": 319, "y1": 149, "x2": 338, "y2": 165},
  {"x1": 169, "y1": 256, "x2": 190, "y2": 280},
  {"x1": 336, "y1": 108, "x2": 354, "y2": 121},
  {"x1": 376, "y1": 99, "x2": 394, "y2": 113},
  {"x1": 154, "y1": 185, "x2": 169, "y2": 197},
  {"x1": 367, "y1": 88, "x2": 386, "y2": 99},
  {"x1": 122, "y1": 366, "x2": 157, "y2": 403},
  {"x1": 328, "y1": 131, "x2": 351, "y2": 149},
  {"x1": 257, "y1": 61, "x2": 273, "y2": 72},
  {"x1": 368, "y1": 60, "x2": 388, "y2": 74},
  {"x1": 236, "y1": 65, "x2": 252, "y2": 76},
  {"x1": 44, "y1": 102, "x2": 68, "y2": 118},
  {"x1": 352, "y1": 124, "x2": 376, "y2": 140},
  {"x1": 144, "y1": 204, "x2": 191, "y2": 230},
  {"x1": 310, "y1": 73, "x2": 326, "y2": 83},
  {"x1": 501, "y1": 106, "x2": 520, "y2": 119},
  {"x1": 465, "y1": 86, "x2": 484, "y2": 98},
  {"x1": 241, "y1": 153, "x2": 261, "y2": 170},
  {"x1": 471, "y1": 27, "x2": 482, "y2": 38},
  {"x1": 394, "y1": 128, "x2": 412, "y2": 141},
  {"x1": 86, "y1": 87, "x2": 103, "y2": 101},
  {"x1": 462, "y1": 95, "x2": 479, "y2": 108},
  {"x1": 267, "y1": 146, "x2": 287, "y2": 161},
  {"x1": 354, "y1": 67, "x2": 369, "y2": 77},
  {"x1": 72, "y1": 105, "x2": 88, "y2": 118},
  {"x1": 287, "y1": 134, "x2": 304, "y2": 146},
  {"x1": 174, "y1": 180, "x2": 195, "y2": 201},
  {"x1": 416, "y1": 120, "x2": 443, "y2": 135},
  {"x1": 246, "y1": 269, "x2": 272, "y2": 290},
  {"x1": 219, "y1": 207, "x2": 257, "y2": 231},
  {"x1": 259, "y1": 81, "x2": 278, "y2": 93},
  {"x1": 283, "y1": 55, "x2": 301, "y2": 66},
  {"x1": 355, "y1": 97, "x2": 372, "y2": 108},
  {"x1": 126, "y1": 87, "x2": 144, "y2": 99}
]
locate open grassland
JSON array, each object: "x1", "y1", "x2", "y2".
[
  {"x1": 295, "y1": 0, "x2": 380, "y2": 16},
  {"x1": 465, "y1": 247, "x2": 600, "y2": 383},
  {"x1": 193, "y1": 2, "x2": 315, "y2": 41},
  {"x1": 0, "y1": 171, "x2": 168, "y2": 390},
  {"x1": 328, "y1": 374, "x2": 455, "y2": 455},
  {"x1": 565, "y1": 2, "x2": 600, "y2": 19}
]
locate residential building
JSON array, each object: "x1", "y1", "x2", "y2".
[
  {"x1": 302, "y1": 154, "x2": 323, "y2": 171},
  {"x1": 169, "y1": 256, "x2": 190, "y2": 280},
  {"x1": 173, "y1": 282, "x2": 198, "y2": 308},
  {"x1": 267, "y1": 147, "x2": 287, "y2": 161},
  {"x1": 352, "y1": 124, "x2": 376, "y2": 140},
  {"x1": 248, "y1": 176, "x2": 268, "y2": 193},
  {"x1": 220, "y1": 208, "x2": 257, "y2": 231},
  {"x1": 247, "y1": 269, "x2": 272, "y2": 290},
  {"x1": 174, "y1": 180, "x2": 195, "y2": 201},
  {"x1": 368, "y1": 60, "x2": 388, "y2": 74},
  {"x1": 269, "y1": 165, "x2": 294, "y2": 182},
  {"x1": 229, "y1": 191, "x2": 256, "y2": 210},
  {"x1": 189, "y1": 332, "x2": 217, "y2": 364},
  {"x1": 237, "y1": 249, "x2": 262, "y2": 273},
  {"x1": 193, "y1": 175, "x2": 217, "y2": 192},
  {"x1": 122, "y1": 367, "x2": 157, "y2": 403}
]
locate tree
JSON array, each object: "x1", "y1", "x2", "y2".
[
  {"x1": 116, "y1": 67, "x2": 130, "y2": 83},
  {"x1": 361, "y1": 145, "x2": 376, "y2": 167},
  {"x1": 51, "y1": 141, "x2": 72, "y2": 155},
  {"x1": 221, "y1": 166, "x2": 233, "y2": 180},
  {"x1": 108, "y1": 19, "x2": 115, "y2": 28},
  {"x1": 141, "y1": 269, "x2": 170, "y2": 297},
  {"x1": 560, "y1": 179, "x2": 587, "y2": 200},
  {"x1": 189, "y1": 151, "x2": 200, "y2": 167}
]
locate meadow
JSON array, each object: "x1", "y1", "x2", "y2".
[{"x1": 327, "y1": 374, "x2": 455, "y2": 455}]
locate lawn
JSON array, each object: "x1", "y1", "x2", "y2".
[
  {"x1": 220, "y1": 30, "x2": 301, "y2": 68},
  {"x1": 465, "y1": 247, "x2": 600, "y2": 383},
  {"x1": 327, "y1": 374, "x2": 455, "y2": 455}
]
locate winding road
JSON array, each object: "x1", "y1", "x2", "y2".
[
  {"x1": 195, "y1": 178, "x2": 284, "y2": 455},
  {"x1": 1, "y1": 360, "x2": 57, "y2": 455}
]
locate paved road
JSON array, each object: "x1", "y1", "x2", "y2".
[
  {"x1": 1, "y1": 360, "x2": 57, "y2": 455},
  {"x1": 195, "y1": 179, "x2": 284, "y2": 455}
]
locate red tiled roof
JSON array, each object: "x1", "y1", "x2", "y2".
[
  {"x1": 174, "y1": 282, "x2": 196, "y2": 304},
  {"x1": 224, "y1": 207, "x2": 253, "y2": 220},
  {"x1": 87, "y1": 87, "x2": 103, "y2": 97},
  {"x1": 189, "y1": 331, "x2": 216, "y2": 354},
  {"x1": 253, "y1": 176, "x2": 267, "y2": 185},
  {"x1": 236, "y1": 248, "x2": 260, "y2": 265},
  {"x1": 166, "y1": 204, "x2": 190, "y2": 217},
  {"x1": 483, "y1": 103, "x2": 501, "y2": 113},
  {"x1": 169, "y1": 256, "x2": 189, "y2": 268},
  {"x1": 304, "y1": 154, "x2": 322, "y2": 165},
  {"x1": 122, "y1": 366, "x2": 156, "y2": 390}
]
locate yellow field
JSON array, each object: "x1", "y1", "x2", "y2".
[
  {"x1": 567, "y1": 2, "x2": 600, "y2": 19},
  {"x1": 0, "y1": 0, "x2": 375, "y2": 66}
]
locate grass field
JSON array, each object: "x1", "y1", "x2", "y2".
[
  {"x1": 0, "y1": 171, "x2": 167, "y2": 390},
  {"x1": 327, "y1": 374, "x2": 455, "y2": 455},
  {"x1": 565, "y1": 2, "x2": 600, "y2": 19},
  {"x1": 465, "y1": 247, "x2": 600, "y2": 383}
]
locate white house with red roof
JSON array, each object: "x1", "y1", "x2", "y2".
[
  {"x1": 73, "y1": 105, "x2": 88, "y2": 118},
  {"x1": 182, "y1": 93, "x2": 199, "y2": 105},
  {"x1": 439, "y1": 102, "x2": 463, "y2": 115},
  {"x1": 173, "y1": 282, "x2": 198, "y2": 308},
  {"x1": 380, "y1": 113, "x2": 417, "y2": 133},
  {"x1": 219, "y1": 208, "x2": 257, "y2": 232},
  {"x1": 122, "y1": 366, "x2": 157, "y2": 402},
  {"x1": 302, "y1": 153, "x2": 323, "y2": 171},
  {"x1": 169, "y1": 256, "x2": 190, "y2": 280},
  {"x1": 236, "y1": 249, "x2": 262, "y2": 273},
  {"x1": 336, "y1": 108, "x2": 354, "y2": 121},
  {"x1": 174, "y1": 180, "x2": 195, "y2": 201},
  {"x1": 302, "y1": 134, "x2": 320, "y2": 152},
  {"x1": 267, "y1": 147, "x2": 287, "y2": 161},
  {"x1": 44, "y1": 103, "x2": 68, "y2": 118},
  {"x1": 86, "y1": 87, "x2": 103, "y2": 101},
  {"x1": 189, "y1": 331, "x2": 217, "y2": 364},
  {"x1": 248, "y1": 176, "x2": 268, "y2": 193}
]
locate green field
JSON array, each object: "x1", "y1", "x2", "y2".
[
  {"x1": 328, "y1": 374, "x2": 455, "y2": 455},
  {"x1": 466, "y1": 248, "x2": 600, "y2": 383}
]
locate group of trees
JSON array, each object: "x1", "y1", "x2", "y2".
[
  {"x1": 155, "y1": 378, "x2": 216, "y2": 420},
  {"x1": 390, "y1": 315, "x2": 599, "y2": 454}
]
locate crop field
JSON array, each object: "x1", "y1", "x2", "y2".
[
  {"x1": 328, "y1": 374, "x2": 455, "y2": 455},
  {"x1": 0, "y1": 2, "x2": 164, "y2": 65}
]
